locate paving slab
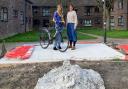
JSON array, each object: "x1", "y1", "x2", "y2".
[{"x1": 0, "y1": 43, "x2": 125, "y2": 64}]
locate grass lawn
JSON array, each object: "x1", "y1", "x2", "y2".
[
  {"x1": 0, "y1": 30, "x2": 39, "y2": 42},
  {"x1": 79, "y1": 27, "x2": 128, "y2": 39},
  {"x1": 1, "y1": 27, "x2": 128, "y2": 42},
  {"x1": 0, "y1": 29, "x2": 96, "y2": 42}
]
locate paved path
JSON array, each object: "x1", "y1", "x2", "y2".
[{"x1": 78, "y1": 32, "x2": 128, "y2": 44}]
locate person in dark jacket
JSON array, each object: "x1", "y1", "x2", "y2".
[{"x1": 53, "y1": 4, "x2": 65, "y2": 50}]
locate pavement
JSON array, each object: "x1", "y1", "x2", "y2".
[
  {"x1": 78, "y1": 32, "x2": 128, "y2": 44},
  {"x1": 0, "y1": 33, "x2": 127, "y2": 64},
  {"x1": 0, "y1": 43, "x2": 125, "y2": 64},
  {"x1": 0, "y1": 32, "x2": 128, "y2": 51}
]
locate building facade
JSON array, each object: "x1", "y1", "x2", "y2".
[
  {"x1": 32, "y1": 0, "x2": 103, "y2": 28},
  {"x1": 0, "y1": 0, "x2": 33, "y2": 39},
  {"x1": 111, "y1": 0, "x2": 128, "y2": 30}
]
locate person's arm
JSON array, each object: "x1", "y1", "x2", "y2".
[
  {"x1": 74, "y1": 11, "x2": 78, "y2": 29},
  {"x1": 66, "y1": 12, "x2": 68, "y2": 26},
  {"x1": 53, "y1": 12, "x2": 59, "y2": 23},
  {"x1": 61, "y1": 15, "x2": 65, "y2": 24}
]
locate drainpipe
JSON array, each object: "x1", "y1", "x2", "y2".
[
  {"x1": 24, "y1": 0, "x2": 27, "y2": 32},
  {"x1": 127, "y1": 1, "x2": 128, "y2": 30}
]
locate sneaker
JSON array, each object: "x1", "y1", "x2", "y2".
[
  {"x1": 68, "y1": 45, "x2": 72, "y2": 48},
  {"x1": 53, "y1": 47, "x2": 58, "y2": 50},
  {"x1": 71, "y1": 46, "x2": 76, "y2": 50},
  {"x1": 58, "y1": 46, "x2": 62, "y2": 49}
]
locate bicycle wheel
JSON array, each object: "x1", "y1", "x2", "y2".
[
  {"x1": 58, "y1": 32, "x2": 69, "y2": 52},
  {"x1": 40, "y1": 28, "x2": 50, "y2": 49}
]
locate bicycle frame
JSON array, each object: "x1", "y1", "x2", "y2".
[{"x1": 39, "y1": 22, "x2": 69, "y2": 52}]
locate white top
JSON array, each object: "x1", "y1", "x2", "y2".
[{"x1": 67, "y1": 11, "x2": 78, "y2": 27}]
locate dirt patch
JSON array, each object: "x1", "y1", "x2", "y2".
[{"x1": 0, "y1": 61, "x2": 128, "y2": 89}]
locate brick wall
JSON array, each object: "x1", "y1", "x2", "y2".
[
  {"x1": 33, "y1": 5, "x2": 103, "y2": 28},
  {"x1": 0, "y1": 0, "x2": 33, "y2": 39},
  {"x1": 111, "y1": 0, "x2": 128, "y2": 30}
]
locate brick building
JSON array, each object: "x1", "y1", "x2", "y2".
[
  {"x1": 111, "y1": 0, "x2": 128, "y2": 30},
  {"x1": 0, "y1": 0, "x2": 33, "y2": 39},
  {"x1": 32, "y1": 0, "x2": 103, "y2": 28},
  {"x1": 1, "y1": 0, "x2": 127, "y2": 40}
]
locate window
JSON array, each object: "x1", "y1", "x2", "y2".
[
  {"x1": 33, "y1": 7, "x2": 38, "y2": 14},
  {"x1": 118, "y1": 16, "x2": 124, "y2": 26},
  {"x1": 110, "y1": 16, "x2": 115, "y2": 26},
  {"x1": 111, "y1": 8, "x2": 114, "y2": 12},
  {"x1": 0, "y1": 7, "x2": 8, "y2": 22},
  {"x1": 95, "y1": 7, "x2": 100, "y2": 13},
  {"x1": 0, "y1": 8, "x2": 2, "y2": 21},
  {"x1": 20, "y1": 11, "x2": 24, "y2": 25},
  {"x1": 13, "y1": 10, "x2": 18, "y2": 18},
  {"x1": 28, "y1": 4, "x2": 31, "y2": 10},
  {"x1": 85, "y1": 7, "x2": 92, "y2": 16},
  {"x1": 42, "y1": 8, "x2": 50, "y2": 16},
  {"x1": 28, "y1": 17, "x2": 32, "y2": 24},
  {"x1": 111, "y1": 4, "x2": 114, "y2": 12},
  {"x1": 95, "y1": 17, "x2": 101, "y2": 24},
  {"x1": 118, "y1": 0, "x2": 123, "y2": 9},
  {"x1": 111, "y1": 1, "x2": 114, "y2": 11},
  {"x1": 3, "y1": 7, "x2": 8, "y2": 22},
  {"x1": 84, "y1": 20, "x2": 92, "y2": 26}
]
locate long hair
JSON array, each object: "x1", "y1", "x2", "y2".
[
  {"x1": 57, "y1": 4, "x2": 63, "y2": 16},
  {"x1": 56, "y1": 4, "x2": 64, "y2": 22}
]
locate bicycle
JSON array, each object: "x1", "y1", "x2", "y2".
[{"x1": 39, "y1": 23, "x2": 69, "y2": 52}]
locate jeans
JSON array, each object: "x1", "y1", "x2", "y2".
[
  {"x1": 54, "y1": 24, "x2": 63, "y2": 48},
  {"x1": 67, "y1": 23, "x2": 77, "y2": 42}
]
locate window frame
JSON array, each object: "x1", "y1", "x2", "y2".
[
  {"x1": 3, "y1": 7, "x2": 8, "y2": 22},
  {"x1": 0, "y1": 7, "x2": 8, "y2": 22},
  {"x1": 118, "y1": 0, "x2": 123, "y2": 9},
  {"x1": 85, "y1": 7, "x2": 92, "y2": 16},
  {"x1": 118, "y1": 16, "x2": 124, "y2": 26},
  {"x1": 0, "y1": 8, "x2": 1, "y2": 21},
  {"x1": 110, "y1": 16, "x2": 115, "y2": 27},
  {"x1": 20, "y1": 11, "x2": 24, "y2": 25},
  {"x1": 13, "y1": 9, "x2": 18, "y2": 18},
  {"x1": 95, "y1": 7, "x2": 100, "y2": 13},
  {"x1": 95, "y1": 17, "x2": 101, "y2": 24},
  {"x1": 42, "y1": 7, "x2": 50, "y2": 17},
  {"x1": 84, "y1": 19, "x2": 92, "y2": 26}
]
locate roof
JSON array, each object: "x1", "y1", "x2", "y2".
[{"x1": 30, "y1": 0, "x2": 98, "y2": 7}]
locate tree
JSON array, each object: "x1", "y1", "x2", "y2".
[{"x1": 96, "y1": 0, "x2": 115, "y2": 31}]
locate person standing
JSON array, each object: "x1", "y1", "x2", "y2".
[
  {"x1": 53, "y1": 4, "x2": 65, "y2": 50},
  {"x1": 67, "y1": 4, "x2": 78, "y2": 50}
]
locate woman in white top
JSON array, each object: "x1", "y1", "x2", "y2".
[{"x1": 67, "y1": 4, "x2": 78, "y2": 50}]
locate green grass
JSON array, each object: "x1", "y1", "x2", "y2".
[
  {"x1": 0, "y1": 29, "x2": 96, "y2": 42},
  {"x1": 107, "y1": 30, "x2": 128, "y2": 38},
  {"x1": 78, "y1": 27, "x2": 128, "y2": 38},
  {"x1": 77, "y1": 32, "x2": 96, "y2": 40},
  {"x1": 58, "y1": 29, "x2": 96, "y2": 40},
  {"x1": 78, "y1": 27, "x2": 104, "y2": 36},
  {"x1": 0, "y1": 30, "x2": 40, "y2": 42},
  {"x1": 1, "y1": 27, "x2": 128, "y2": 42}
]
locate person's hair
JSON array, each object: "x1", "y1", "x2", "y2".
[
  {"x1": 68, "y1": 3, "x2": 75, "y2": 11},
  {"x1": 57, "y1": 4, "x2": 63, "y2": 16}
]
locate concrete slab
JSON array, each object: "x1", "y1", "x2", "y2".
[{"x1": 0, "y1": 43, "x2": 125, "y2": 64}]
